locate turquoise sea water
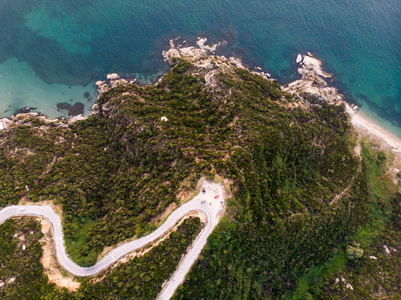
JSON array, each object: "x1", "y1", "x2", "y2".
[{"x1": 0, "y1": 0, "x2": 400, "y2": 129}]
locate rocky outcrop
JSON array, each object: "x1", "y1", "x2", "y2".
[
  {"x1": 196, "y1": 37, "x2": 227, "y2": 52},
  {"x1": 106, "y1": 73, "x2": 120, "y2": 80},
  {"x1": 285, "y1": 53, "x2": 343, "y2": 105},
  {"x1": 163, "y1": 37, "x2": 267, "y2": 91},
  {"x1": 96, "y1": 75, "x2": 137, "y2": 96},
  {"x1": 163, "y1": 38, "x2": 244, "y2": 71},
  {"x1": 0, "y1": 118, "x2": 12, "y2": 130}
]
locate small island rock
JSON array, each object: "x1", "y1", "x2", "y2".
[{"x1": 107, "y1": 73, "x2": 120, "y2": 80}]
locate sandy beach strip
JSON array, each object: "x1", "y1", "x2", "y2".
[{"x1": 346, "y1": 104, "x2": 401, "y2": 152}]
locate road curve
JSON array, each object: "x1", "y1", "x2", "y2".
[{"x1": 0, "y1": 182, "x2": 224, "y2": 299}]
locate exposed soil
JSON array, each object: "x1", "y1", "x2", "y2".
[{"x1": 39, "y1": 218, "x2": 81, "y2": 291}]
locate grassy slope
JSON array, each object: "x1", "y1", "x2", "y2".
[{"x1": 295, "y1": 141, "x2": 400, "y2": 299}]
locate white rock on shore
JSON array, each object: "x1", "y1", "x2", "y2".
[
  {"x1": 106, "y1": 73, "x2": 120, "y2": 80},
  {"x1": 196, "y1": 37, "x2": 227, "y2": 52},
  {"x1": 0, "y1": 118, "x2": 13, "y2": 130},
  {"x1": 68, "y1": 115, "x2": 87, "y2": 124},
  {"x1": 13, "y1": 112, "x2": 39, "y2": 119},
  {"x1": 285, "y1": 53, "x2": 341, "y2": 105},
  {"x1": 95, "y1": 77, "x2": 136, "y2": 96},
  {"x1": 301, "y1": 55, "x2": 331, "y2": 78}
]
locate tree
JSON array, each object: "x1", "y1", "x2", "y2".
[{"x1": 346, "y1": 243, "x2": 364, "y2": 260}]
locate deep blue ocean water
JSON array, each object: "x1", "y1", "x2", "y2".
[{"x1": 0, "y1": 0, "x2": 400, "y2": 130}]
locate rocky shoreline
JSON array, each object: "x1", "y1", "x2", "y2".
[
  {"x1": 2, "y1": 39, "x2": 399, "y2": 159},
  {"x1": 288, "y1": 53, "x2": 401, "y2": 155},
  {"x1": 0, "y1": 73, "x2": 138, "y2": 131},
  {"x1": 95, "y1": 73, "x2": 137, "y2": 96},
  {"x1": 284, "y1": 53, "x2": 344, "y2": 105},
  {"x1": 0, "y1": 43, "x2": 353, "y2": 132}
]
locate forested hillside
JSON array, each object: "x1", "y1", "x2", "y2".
[{"x1": 0, "y1": 57, "x2": 399, "y2": 299}]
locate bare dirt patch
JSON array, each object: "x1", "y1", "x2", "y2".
[
  {"x1": 12, "y1": 200, "x2": 78, "y2": 290},
  {"x1": 176, "y1": 176, "x2": 195, "y2": 204},
  {"x1": 39, "y1": 218, "x2": 81, "y2": 291}
]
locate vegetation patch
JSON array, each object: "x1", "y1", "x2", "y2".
[
  {"x1": 1, "y1": 58, "x2": 398, "y2": 299},
  {"x1": 0, "y1": 216, "x2": 201, "y2": 299}
]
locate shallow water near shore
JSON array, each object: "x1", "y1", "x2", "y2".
[
  {"x1": 0, "y1": 58, "x2": 97, "y2": 119},
  {"x1": 0, "y1": 0, "x2": 400, "y2": 134}
]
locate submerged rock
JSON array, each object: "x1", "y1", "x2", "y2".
[
  {"x1": 14, "y1": 106, "x2": 37, "y2": 116},
  {"x1": 57, "y1": 102, "x2": 84, "y2": 116},
  {"x1": 68, "y1": 103, "x2": 84, "y2": 116}
]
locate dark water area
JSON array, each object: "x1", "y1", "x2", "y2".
[{"x1": 0, "y1": 0, "x2": 400, "y2": 130}]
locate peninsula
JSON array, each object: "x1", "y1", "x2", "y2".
[{"x1": 0, "y1": 39, "x2": 400, "y2": 299}]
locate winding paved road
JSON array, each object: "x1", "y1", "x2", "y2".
[{"x1": 0, "y1": 182, "x2": 224, "y2": 300}]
